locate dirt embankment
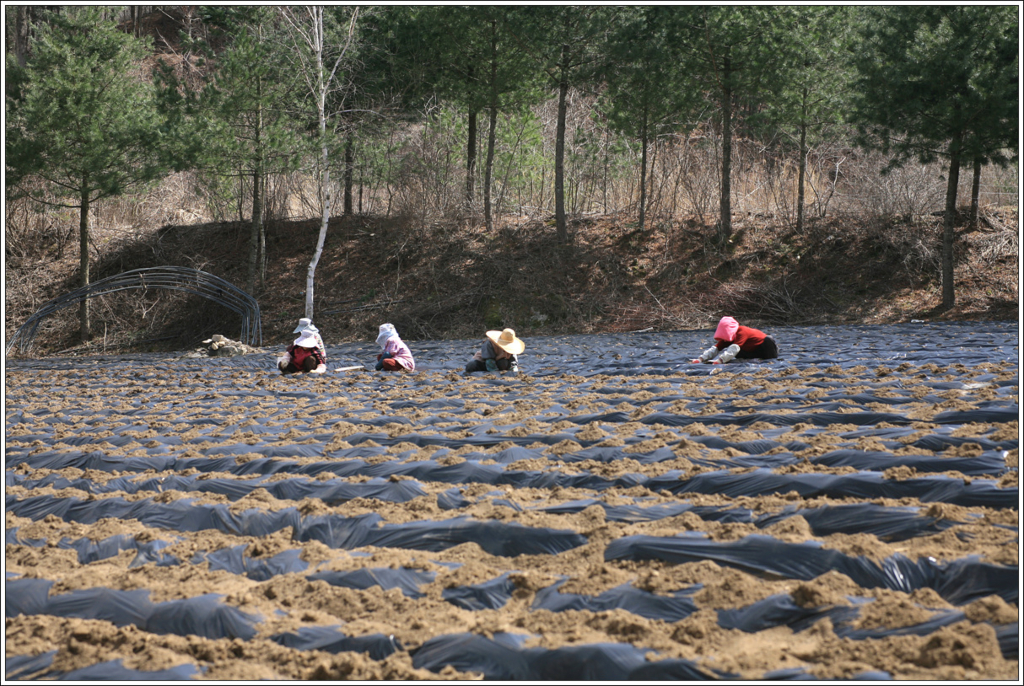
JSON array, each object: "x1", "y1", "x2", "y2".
[{"x1": 4, "y1": 207, "x2": 1018, "y2": 357}]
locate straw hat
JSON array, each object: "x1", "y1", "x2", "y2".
[
  {"x1": 487, "y1": 328, "x2": 525, "y2": 355},
  {"x1": 294, "y1": 331, "x2": 319, "y2": 349},
  {"x1": 293, "y1": 318, "x2": 319, "y2": 334}
]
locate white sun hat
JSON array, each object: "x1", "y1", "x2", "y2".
[
  {"x1": 376, "y1": 323, "x2": 397, "y2": 350},
  {"x1": 294, "y1": 331, "x2": 319, "y2": 349},
  {"x1": 293, "y1": 318, "x2": 319, "y2": 334}
]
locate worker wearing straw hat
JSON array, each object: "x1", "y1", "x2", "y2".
[{"x1": 465, "y1": 328, "x2": 524, "y2": 374}]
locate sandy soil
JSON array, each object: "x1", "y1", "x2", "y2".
[{"x1": 4, "y1": 328, "x2": 1019, "y2": 680}]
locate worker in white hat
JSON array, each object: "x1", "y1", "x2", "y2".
[
  {"x1": 278, "y1": 329, "x2": 327, "y2": 374},
  {"x1": 292, "y1": 318, "x2": 326, "y2": 359},
  {"x1": 375, "y1": 323, "x2": 416, "y2": 372}
]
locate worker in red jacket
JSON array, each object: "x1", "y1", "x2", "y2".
[
  {"x1": 692, "y1": 316, "x2": 778, "y2": 364},
  {"x1": 278, "y1": 329, "x2": 327, "y2": 374}
]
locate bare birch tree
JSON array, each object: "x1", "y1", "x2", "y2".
[{"x1": 279, "y1": 6, "x2": 359, "y2": 319}]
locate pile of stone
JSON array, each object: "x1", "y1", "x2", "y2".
[{"x1": 187, "y1": 334, "x2": 259, "y2": 358}]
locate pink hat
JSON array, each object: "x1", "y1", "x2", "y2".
[{"x1": 714, "y1": 316, "x2": 739, "y2": 341}]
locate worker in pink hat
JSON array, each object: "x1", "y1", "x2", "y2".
[{"x1": 692, "y1": 316, "x2": 778, "y2": 364}]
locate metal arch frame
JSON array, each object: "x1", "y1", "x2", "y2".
[{"x1": 6, "y1": 267, "x2": 262, "y2": 355}]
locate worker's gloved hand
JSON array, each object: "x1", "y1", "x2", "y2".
[
  {"x1": 696, "y1": 346, "x2": 718, "y2": 364},
  {"x1": 691, "y1": 359, "x2": 703, "y2": 364},
  {"x1": 485, "y1": 359, "x2": 499, "y2": 373},
  {"x1": 711, "y1": 360, "x2": 722, "y2": 365},
  {"x1": 509, "y1": 360, "x2": 519, "y2": 374}
]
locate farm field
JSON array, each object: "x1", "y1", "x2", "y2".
[{"x1": 4, "y1": 321, "x2": 1019, "y2": 680}]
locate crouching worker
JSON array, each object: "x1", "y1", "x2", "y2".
[
  {"x1": 293, "y1": 317, "x2": 326, "y2": 360},
  {"x1": 375, "y1": 323, "x2": 416, "y2": 372},
  {"x1": 279, "y1": 329, "x2": 327, "y2": 374},
  {"x1": 692, "y1": 316, "x2": 778, "y2": 364},
  {"x1": 465, "y1": 328, "x2": 524, "y2": 373}
]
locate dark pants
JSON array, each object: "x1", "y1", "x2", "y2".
[
  {"x1": 736, "y1": 335, "x2": 779, "y2": 360},
  {"x1": 465, "y1": 358, "x2": 513, "y2": 373},
  {"x1": 281, "y1": 356, "x2": 318, "y2": 373}
]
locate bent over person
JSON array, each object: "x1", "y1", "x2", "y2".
[
  {"x1": 293, "y1": 317, "x2": 326, "y2": 360},
  {"x1": 279, "y1": 329, "x2": 327, "y2": 374},
  {"x1": 692, "y1": 316, "x2": 778, "y2": 364},
  {"x1": 465, "y1": 328, "x2": 524, "y2": 373},
  {"x1": 375, "y1": 323, "x2": 416, "y2": 372}
]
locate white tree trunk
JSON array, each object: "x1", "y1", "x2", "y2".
[
  {"x1": 280, "y1": 6, "x2": 359, "y2": 320},
  {"x1": 306, "y1": 99, "x2": 330, "y2": 319}
]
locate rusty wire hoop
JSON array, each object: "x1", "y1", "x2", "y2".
[{"x1": 6, "y1": 267, "x2": 261, "y2": 355}]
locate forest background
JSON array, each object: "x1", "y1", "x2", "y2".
[{"x1": 4, "y1": 5, "x2": 1019, "y2": 356}]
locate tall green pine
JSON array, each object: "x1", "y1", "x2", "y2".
[
  {"x1": 674, "y1": 6, "x2": 792, "y2": 243},
  {"x1": 190, "y1": 7, "x2": 302, "y2": 294},
  {"x1": 601, "y1": 6, "x2": 696, "y2": 233},
  {"x1": 6, "y1": 9, "x2": 171, "y2": 341},
  {"x1": 851, "y1": 6, "x2": 1018, "y2": 309},
  {"x1": 514, "y1": 5, "x2": 609, "y2": 243}
]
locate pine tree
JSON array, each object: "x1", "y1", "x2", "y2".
[
  {"x1": 600, "y1": 6, "x2": 696, "y2": 233},
  {"x1": 514, "y1": 5, "x2": 609, "y2": 243},
  {"x1": 851, "y1": 6, "x2": 1018, "y2": 310},
  {"x1": 756, "y1": 6, "x2": 854, "y2": 233},
  {"x1": 6, "y1": 8, "x2": 171, "y2": 341},
  {"x1": 674, "y1": 6, "x2": 792, "y2": 244},
  {"x1": 189, "y1": 7, "x2": 303, "y2": 294}
]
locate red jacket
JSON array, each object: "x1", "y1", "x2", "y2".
[
  {"x1": 287, "y1": 344, "x2": 326, "y2": 368},
  {"x1": 716, "y1": 325, "x2": 766, "y2": 352}
]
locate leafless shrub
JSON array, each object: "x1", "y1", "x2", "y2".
[
  {"x1": 643, "y1": 285, "x2": 717, "y2": 331},
  {"x1": 191, "y1": 170, "x2": 244, "y2": 224},
  {"x1": 804, "y1": 142, "x2": 850, "y2": 220},
  {"x1": 269, "y1": 171, "x2": 316, "y2": 221},
  {"x1": 391, "y1": 117, "x2": 464, "y2": 223},
  {"x1": 560, "y1": 92, "x2": 609, "y2": 216},
  {"x1": 837, "y1": 152, "x2": 945, "y2": 222},
  {"x1": 703, "y1": 277, "x2": 816, "y2": 325},
  {"x1": 979, "y1": 163, "x2": 1018, "y2": 208},
  {"x1": 263, "y1": 173, "x2": 295, "y2": 223},
  {"x1": 973, "y1": 228, "x2": 1019, "y2": 261},
  {"x1": 5, "y1": 192, "x2": 76, "y2": 261},
  {"x1": 92, "y1": 172, "x2": 207, "y2": 235},
  {"x1": 759, "y1": 149, "x2": 798, "y2": 226},
  {"x1": 883, "y1": 224, "x2": 942, "y2": 277},
  {"x1": 670, "y1": 132, "x2": 720, "y2": 226}
]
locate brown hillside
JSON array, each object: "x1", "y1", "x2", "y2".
[{"x1": 4, "y1": 207, "x2": 1018, "y2": 357}]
